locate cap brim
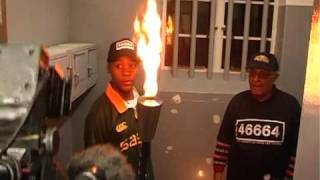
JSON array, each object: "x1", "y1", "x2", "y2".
[
  {"x1": 246, "y1": 62, "x2": 276, "y2": 72},
  {"x1": 109, "y1": 50, "x2": 138, "y2": 63}
]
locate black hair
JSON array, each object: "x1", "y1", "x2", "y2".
[{"x1": 68, "y1": 144, "x2": 135, "y2": 180}]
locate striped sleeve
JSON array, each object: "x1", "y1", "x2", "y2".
[
  {"x1": 213, "y1": 96, "x2": 238, "y2": 172},
  {"x1": 285, "y1": 156, "x2": 295, "y2": 178},
  {"x1": 213, "y1": 141, "x2": 231, "y2": 172}
]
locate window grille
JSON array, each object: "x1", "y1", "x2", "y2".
[{"x1": 162, "y1": 0, "x2": 277, "y2": 80}]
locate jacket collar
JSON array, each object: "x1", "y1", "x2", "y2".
[{"x1": 105, "y1": 83, "x2": 139, "y2": 113}]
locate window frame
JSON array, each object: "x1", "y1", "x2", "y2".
[{"x1": 160, "y1": 0, "x2": 279, "y2": 76}]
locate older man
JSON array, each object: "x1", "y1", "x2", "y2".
[{"x1": 213, "y1": 52, "x2": 301, "y2": 180}]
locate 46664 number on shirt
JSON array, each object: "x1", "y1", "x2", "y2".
[{"x1": 235, "y1": 119, "x2": 285, "y2": 145}]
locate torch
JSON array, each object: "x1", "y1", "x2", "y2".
[
  {"x1": 295, "y1": 0, "x2": 320, "y2": 179},
  {"x1": 134, "y1": 0, "x2": 163, "y2": 142}
]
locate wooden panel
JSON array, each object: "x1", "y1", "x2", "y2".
[{"x1": 0, "y1": 0, "x2": 7, "y2": 43}]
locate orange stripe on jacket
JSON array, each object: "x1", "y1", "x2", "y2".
[{"x1": 105, "y1": 84, "x2": 128, "y2": 113}]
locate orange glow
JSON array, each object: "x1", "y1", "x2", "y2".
[
  {"x1": 197, "y1": 170, "x2": 205, "y2": 178},
  {"x1": 91, "y1": 166, "x2": 97, "y2": 174},
  {"x1": 143, "y1": 100, "x2": 160, "y2": 107},
  {"x1": 166, "y1": 16, "x2": 174, "y2": 45},
  {"x1": 134, "y1": 0, "x2": 162, "y2": 97},
  {"x1": 304, "y1": 9, "x2": 320, "y2": 105}
]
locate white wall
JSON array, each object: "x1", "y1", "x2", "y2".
[
  {"x1": 7, "y1": 0, "x2": 70, "y2": 45},
  {"x1": 279, "y1": 0, "x2": 314, "y2": 6},
  {"x1": 276, "y1": 5, "x2": 312, "y2": 103},
  {"x1": 286, "y1": 0, "x2": 313, "y2": 6}
]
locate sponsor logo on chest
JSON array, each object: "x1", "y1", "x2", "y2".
[
  {"x1": 116, "y1": 121, "x2": 142, "y2": 152},
  {"x1": 116, "y1": 122, "x2": 128, "y2": 133}
]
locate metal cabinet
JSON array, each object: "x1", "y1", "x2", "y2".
[
  {"x1": 47, "y1": 46, "x2": 71, "y2": 78},
  {"x1": 72, "y1": 50, "x2": 89, "y2": 102},
  {"x1": 47, "y1": 43, "x2": 97, "y2": 110}
]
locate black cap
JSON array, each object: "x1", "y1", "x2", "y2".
[
  {"x1": 107, "y1": 38, "x2": 138, "y2": 63},
  {"x1": 246, "y1": 52, "x2": 279, "y2": 72}
]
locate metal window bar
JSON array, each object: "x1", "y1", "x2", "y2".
[
  {"x1": 169, "y1": 0, "x2": 273, "y2": 78},
  {"x1": 240, "y1": 0, "x2": 251, "y2": 80},
  {"x1": 179, "y1": 34, "x2": 207, "y2": 38},
  {"x1": 233, "y1": 0, "x2": 274, "y2": 5},
  {"x1": 224, "y1": 0, "x2": 234, "y2": 80},
  {"x1": 160, "y1": 0, "x2": 168, "y2": 68},
  {"x1": 207, "y1": 0, "x2": 216, "y2": 79},
  {"x1": 270, "y1": 0, "x2": 278, "y2": 53},
  {"x1": 189, "y1": 0, "x2": 199, "y2": 78},
  {"x1": 172, "y1": 0, "x2": 181, "y2": 76},
  {"x1": 260, "y1": 0, "x2": 269, "y2": 51}
]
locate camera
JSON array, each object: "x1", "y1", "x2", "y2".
[{"x1": 0, "y1": 44, "x2": 63, "y2": 180}]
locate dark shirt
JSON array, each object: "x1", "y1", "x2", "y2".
[
  {"x1": 84, "y1": 84, "x2": 154, "y2": 180},
  {"x1": 214, "y1": 87, "x2": 301, "y2": 180}
]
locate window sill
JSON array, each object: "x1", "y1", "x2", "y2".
[{"x1": 157, "y1": 69, "x2": 249, "y2": 95}]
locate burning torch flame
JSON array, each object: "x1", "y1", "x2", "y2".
[
  {"x1": 304, "y1": 8, "x2": 320, "y2": 105},
  {"x1": 134, "y1": 0, "x2": 162, "y2": 98}
]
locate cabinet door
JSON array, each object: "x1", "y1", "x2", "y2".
[
  {"x1": 49, "y1": 56, "x2": 70, "y2": 78},
  {"x1": 72, "y1": 51, "x2": 88, "y2": 101},
  {"x1": 88, "y1": 48, "x2": 97, "y2": 87},
  {"x1": 48, "y1": 56, "x2": 71, "y2": 115}
]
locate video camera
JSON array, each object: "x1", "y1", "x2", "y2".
[{"x1": 0, "y1": 44, "x2": 66, "y2": 180}]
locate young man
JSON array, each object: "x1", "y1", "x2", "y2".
[
  {"x1": 84, "y1": 38, "x2": 153, "y2": 180},
  {"x1": 213, "y1": 52, "x2": 301, "y2": 180}
]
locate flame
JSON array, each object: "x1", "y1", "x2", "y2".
[
  {"x1": 166, "y1": 16, "x2": 174, "y2": 45},
  {"x1": 304, "y1": 9, "x2": 320, "y2": 105},
  {"x1": 134, "y1": 0, "x2": 162, "y2": 97}
]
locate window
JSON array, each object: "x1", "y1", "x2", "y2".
[{"x1": 162, "y1": 0, "x2": 277, "y2": 79}]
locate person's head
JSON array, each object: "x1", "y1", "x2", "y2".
[
  {"x1": 107, "y1": 38, "x2": 140, "y2": 98},
  {"x1": 246, "y1": 52, "x2": 279, "y2": 101},
  {"x1": 68, "y1": 144, "x2": 135, "y2": 180}
]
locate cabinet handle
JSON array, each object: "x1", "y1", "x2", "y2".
[
  {"x1": 65, "y1": 66, "x2": 72, "y2": 80},
  {"x1": 88, "y1": 66, "x2": 94, "y2": 77},
  {"x1": 74, "y1": 73, "x2": 80, "y2": 85}
]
